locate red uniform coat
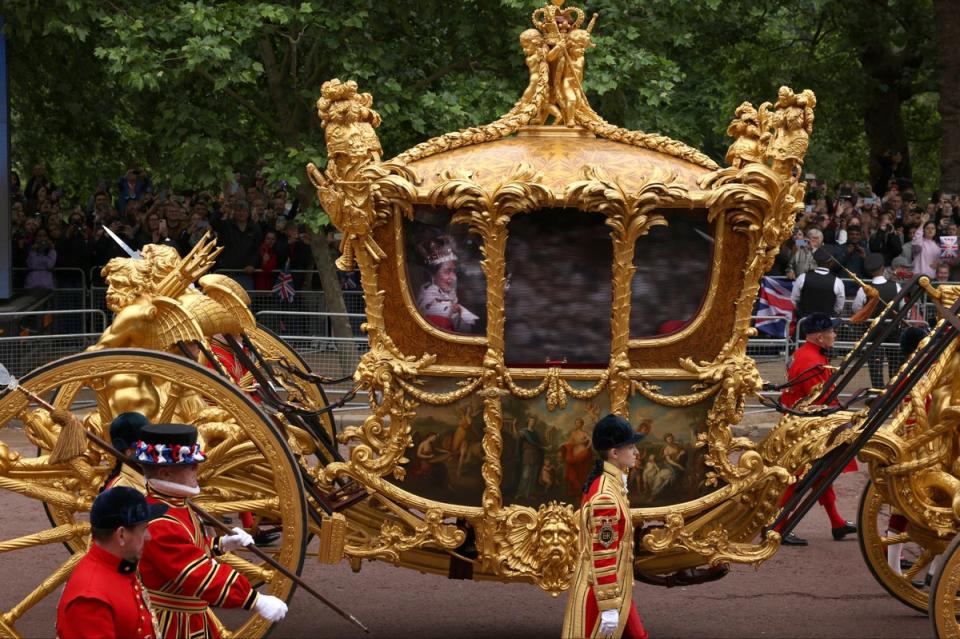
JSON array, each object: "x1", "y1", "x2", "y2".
[
  {"x1": 562, "y1": 462, "x2": 647, "y2": 639},
  {"x1": 781, "y1": 341, "x2": 834, "y2": 409},
  {"x1": 57, "y1": 543, "x2": 157, "y2": 639},
  {"x1": 139, "y1": 492, "x2": 258, "y2": 639},
  {"x1": 781, "y1": 340, "x2": 857, "y2": 473}
]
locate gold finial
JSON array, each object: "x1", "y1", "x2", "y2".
[{"x1": 550, "y1": 0, "x2": 565, "y2": 5}]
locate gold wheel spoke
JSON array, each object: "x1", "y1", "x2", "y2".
[
  {"x1": 92, "y1": 386, "x2": 114, "y2": 436},
  {"x1": 157, "y1": 383, "x2": 184, "y2": 423},
  {"x1": 194, "y1": 498, "x2": 279, "y2": 517},
  {"x1": 1, "y1": 550, "x2": 84, "y2": 626},
  {"x1": 0, "y1": 476, "x2": 87, "y2": 511},
  {"x1": 881, "y1": 532, "x2": 910, "y2": 547},
  {"x1": 219, "y1": 553, "x2": 276, "y2": 584},
  {"x1": 903, "y1": 549, "x2": 934, "y2": 581},
  {"x1": 0, "y1": 523, "x2": 90, "y2": 554}
]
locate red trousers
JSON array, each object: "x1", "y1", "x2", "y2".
[{"x1": 584, "y1": 597, "x2": 648, "y2": 639}]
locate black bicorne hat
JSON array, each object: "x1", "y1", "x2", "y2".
[
  {"x1": 133, "y1": 423, "x2": 206, "y2": 465},
  {"x1": 591, "y1": 414, "x2": 645, "y2": 451},
  {"x1": 90, "y1": 486, "x2": 167, "y2": 530},
  {"x1": 109, "y1": 412, "x2": 149, "y2": 452},
  {"x1": 803, "y1": 312, "x2": 841, "y2": 335}
]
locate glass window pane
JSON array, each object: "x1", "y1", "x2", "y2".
[
  {"x1": 505, "y1": 209, "x2": 611, "y2": 366},
  {"x1": 630, "y1": 210, "x2": 713, "y2": 338},
  {"x1": 403, "y1": 206, "x2": 486, "y2": 335}
]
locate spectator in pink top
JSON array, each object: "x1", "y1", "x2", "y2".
[{"x1": 912, "y1": 217, "x2": 940, "y2": 278}]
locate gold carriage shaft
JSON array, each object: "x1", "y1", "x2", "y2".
[{"x1": 6, "y1": 2, "x2": 960, "y2": 638}]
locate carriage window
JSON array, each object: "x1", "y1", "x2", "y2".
[
  {"x1": 403, "y1": 206, "x2": 486, "y2": 335},
  {"x1": 505, "y1": 209, "x2": 611, "y2": 366},
  {"x1": 630, "y1": 210, "x2": 712, "y2": 338}
]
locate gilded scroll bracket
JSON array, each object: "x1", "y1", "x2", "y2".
[{"x1": 643, "y1": 512, "x2": 781, "y2": 568}]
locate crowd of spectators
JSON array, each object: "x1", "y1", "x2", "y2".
[
  {"x1": 769, "y1": 170, "x2": 960, "y2": 285},
  {"x1": 10, "y1": 164, "x2": 318, "y2": 292}
]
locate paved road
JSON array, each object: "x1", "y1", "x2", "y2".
[{"x1": 1, "y1": 427, "x2": 934, "y2": 639}]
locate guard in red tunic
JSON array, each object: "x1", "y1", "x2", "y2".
[
  {"x1": 57, "y1": 486, "x2": 167, "y2": 639},
  {"x1": 134, "y1": 423, "x2": 287, "y2": 639},
  {"x1": 563, "y1": 414, "x2": 648, "y2": 639},
  {"x1": 777, "y1": 312, "x2": 858, "y2": 545}
]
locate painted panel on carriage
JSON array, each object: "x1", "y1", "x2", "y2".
[
  {"x1": 629, "y1": 209, "x2": 714, "y2": 338},
  {"x1": 402, "y1": 206, "x2": 487, "y2": 336},
  {"x1": 394, "y1": 379, "x2": 488, "y2": 506},
  {"x1": 502, "y1": 382, "x2": 713, "y2": 508},
  {"x1": 397, "y1": 378, "x2": 713, "y2": 509}
]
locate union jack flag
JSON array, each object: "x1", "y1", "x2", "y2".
[
  {"x1": 755, "y1": 276, "x2": 794, "y2": 338},
  {"x1": 273, "y1": 263, "x2": 295, "y2": 303}
]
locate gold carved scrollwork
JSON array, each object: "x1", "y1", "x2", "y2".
[
  {"x1": 685, "y1": 134, "x2": 806, "y2": 488},
  {"x1": 643, "y1": 512, "x2": 781, "y2": 567},
  {"x1": 343, "y1": 507, "x2": 466, "y2": 565},
  {"x1": 565, "y1": 164, "x2": 687, "y2": 414},
  {"x1": 392, "y1": 3, "x2": 716, "y2": 170}
]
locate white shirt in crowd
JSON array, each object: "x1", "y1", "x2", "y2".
[
  {"x1": 851, "y1": 275, "x2": 902, "y2": 313},
  {"x1": 790, "y1": 267, "x2": 846, "y2": 315}
]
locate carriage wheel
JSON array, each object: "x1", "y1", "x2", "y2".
[
  {"x1": 929, "y1": 532, "x2": 960, "y2": 637},
  {"x1": 0, "y1": 349, "x2": 307, "y2": 639},
  {"x1": 858, "y1": 480, "x2": 939, "y2": 613}
]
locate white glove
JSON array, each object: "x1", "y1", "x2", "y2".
[
  {"x1": 220, "y1": 527, "x2": 255, "y2": 552},
  {"x1": 253, "y1": 594, "x2": 287, "y2": 623},
  {"x1": 599, "y1": 609, "x2": 619, "y2": 638}
]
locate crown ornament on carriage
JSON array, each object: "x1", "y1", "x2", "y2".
[{"x1": 530, "y1": 0, "x2": 595, "y2": 36}]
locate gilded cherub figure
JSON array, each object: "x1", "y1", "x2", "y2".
[
  {"x1": 519, "y1": 28, "x2": 560, "y2": 124},
  {"x1": 724, "y1": 101, "x2": 765, "y2": 168},
  {"x1": 762, "y1": 86, "x2": 817, "y2": 176},
  {"x1": 552, "y1": 29, "x2": 594, "y2": 127}
]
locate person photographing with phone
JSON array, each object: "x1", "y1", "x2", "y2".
[
  {"x1": 869, "y1": 213, "x2": 903, "y2": 265},
  {"x1": 786, "y1": 228, "x2": 825, "y2": 280}
]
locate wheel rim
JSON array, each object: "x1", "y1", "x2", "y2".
[
  {"x1": 0, "y1": 349, "x2": 306, "y2": 639},
  {"x1": 930, "y1": 533, "x2": 960, "y2": 638},
  {"x1": 858, "y1": 479, "x2": 937, "y2": 613}
]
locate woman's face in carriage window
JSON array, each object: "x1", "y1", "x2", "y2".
[{"x1": 433, "y1": 261, "x2": 457, "y2": 293}]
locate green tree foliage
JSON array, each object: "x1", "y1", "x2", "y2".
[{"x1": 4, "y1": 0, "x2": 943, "y2": 202}]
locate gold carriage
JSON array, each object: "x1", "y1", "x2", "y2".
[{"x1": 5, "y1": 2, "x2": 960, "y2": 637}]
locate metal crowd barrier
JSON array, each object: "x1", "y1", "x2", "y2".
[
  {"x1": 254, "y1": 311, "x2": 366, "y2": 338},
  {"x1": 270, "y1": 334, "x2": 370, "y2": 400},
  {"x1": 0, "y1": 310, "x2": 107, "y2": 378},
  {"x1": 12, "y1": 268, "x2": 88, "y2": 310}
]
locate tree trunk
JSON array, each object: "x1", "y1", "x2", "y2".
[
  {"x1": 297, "y1": 182, "x2": 354, "y2": 341},
  {"x1": 308, "y1": 231, "x2": 354, "y2": 339},
  {"x1": 935, "y1": 0, "x2": 960, "y2": 193},
  {"x1": 863, "y1": 88, "x2": 910, "y2": 193}
]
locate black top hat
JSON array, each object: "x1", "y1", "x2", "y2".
[
  {"x1": 592, "y1": 414, "x2": 645, "y2": 451},
  {"x1": 864, "y1": 253, "x2": 884, "y2": 274},
  {"x1": 804, "y1": 312, "x2": 841, "y2": 335},
  {"x1": 134, "y1": 423, "x2": 206, "y2": 465},
  {"x1": 109, "y1": 412, "x2": 149, "y2": 452},
  {"x1": 90, "y1": 486, "x2": 167, "y2": 530}
]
